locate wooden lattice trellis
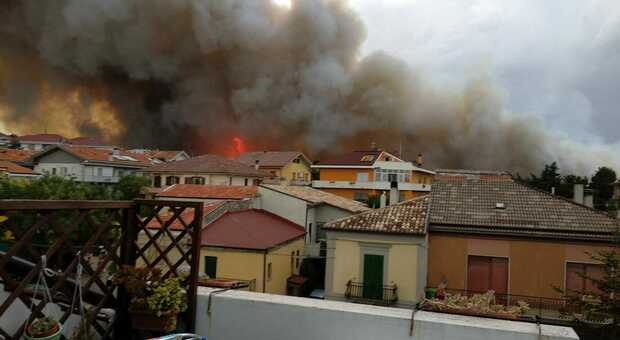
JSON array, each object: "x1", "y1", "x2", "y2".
[{"x1": 0, "y1": 199, "x2": 204, "y2": 340}]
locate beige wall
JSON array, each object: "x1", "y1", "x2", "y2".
[
  {"x1": 281, "y1": 161, "x2": 311, "y2": 182},
  {"x1": 149, "y1": 172, "x2": 259, "y2": 187},
  {"x1": 428, "y1": 233, "x2": 616, "y2": 298},
  {"x1": 200, "y1": 238, "x2": 305, "y2": 295},
  {"x1": 325, "y1": 231, "x2": 427, "y2": 306}
]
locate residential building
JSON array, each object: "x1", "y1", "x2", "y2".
[
  {"x1": 130, "y1": 149, "x2": 190, "y2": 163},
  {"x1": 157, "y1": 184, "x2": 258, "y2": 202},
  {"x1": 236, "y1": 151, "x2": 312, "y2": 185},
  {"x1": 0, "y1": 160, "x2": 39, "y2": 180},
  {"x1": 427, "y1": 170, "x2": 619, "y2": 300},
  {"x1": 29, "y1": 145, "x2": 151, "y2": 183},
  {"x1": 0, "y1": 133, "x2": 17, "y2": 147},
  {"x1": 200, "y1": 209, "x2": 306, "y2": 294},
  {"x1": 312, "y1": 149, "x2": 434, "y2": 204},
  {"x1": 323, "y1": 196, "x2": 430, "y2": 307},
  {"x1": 257, "y1": 184, "x2": 370, "y2": 257},
  {"x1": 145, "y1": 154, "x2": 268, "y2": 188},
  {"x1": 17, "y1": 133, "x2": 66, "y2": 151}
]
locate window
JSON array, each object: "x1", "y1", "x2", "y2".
[
  {"x1": 291, "y1": 251, "x2": 295, "y2": 273},
  {"x1": 295, "y1": 250, "x2": 300, "y2": 269},
  {"x1": 303, "y1": 173, "x2": 309, "y2": 181},
  {"x1": 186, "y1": 177, "x2": 205, "y2": 185},
  {"x1": 51, "y1": 168, "x2": 57, "y2": 175},
  {"x1": 165, "y1": 176, "x2": 180, "y2": 186},
  {"x1": 566, "y1": 262, "x2": 604, "y2": 294},
  {"x1": 228, "y1": 176, "x2": 232, "y2": 185},
  {"x1": 60, "y1": 167, "x2": 67, "y2": 176},
  {"x1": 267, "y1": 262, "x2": 273, "y2": 281},
  {"x1": 96, "y1": 168, "x2": 103, "y2": 177},
  {"x1": 356, "y1": 172, "x2": 369, "y2": 182},
  {"x1": 184, "y1": 177, "x2": 192, "y2": 184},
  {"x1": 467, "y1": 256, "x2": 508, "y2": 294},
  {"x1": 204, "y1": 256, "x2": 217, "y2": 278},
  {"x1": 308, "y1": 223, "x2": 313, "y2": 243},
  {"x1": 360, "y1": 155, "x2": 375, "y2": 162},
  {"x1": 353, "y1": 192, "x2": 369, "y2": 203},
  {"x1": 293, "y1": 158, "x2": 300, "y2": 163},
  {"x1": 153, "y1": 176, "x2": 162, "y2": 188},
  {"x1": 244, "y1": 178, "x2": 248, "y2": 186}
]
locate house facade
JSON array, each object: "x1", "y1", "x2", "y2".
[
  {"x1": 18, "y1": 134, "x2": 65, "y2": 151},
  {"x1": 312, "y1": 150, "x2": 434, "y2": 204},
  {"x1": 323, "y1": 196, "x2": 430, "y2": 307},
  {"x1": 236, "y1": 151, "x2": 312, "y2": 185},
  {"x1": 0, "y1": 160, "x2": 39, "y2": 180},
  {"x1": 29, "y1": 145, "x2": 151, "y2": 183},
  {"x1": 200, "y1": 209, "x2": 306, "y2": 295},
  {"x1": 145, "y1": 154, "x2": 268, "y2": 188},
  {"x1": 257, "y1": 184, "x2": 370, "y2": 257},
  {"x1": 427, "y1": 170, "x2": 619, "y2": 299}
]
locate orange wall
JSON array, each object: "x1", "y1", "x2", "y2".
[
  {"x1": 428, "y1": 233, "x2": 616, "y2": 298},
  {"x1": 320, "y1": 188, "x2": 377, "y2": 200},
  {"x1": 319, "y1": 168, "x2": 374, "y2": 181}
]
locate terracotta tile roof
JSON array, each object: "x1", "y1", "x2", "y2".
[
  {"x1": 67, "y1": 137, "x2": 110, "y2": 147},
  {"x1": 32, "y1": 145, "x2": 151, "y2": 167},
  {"x1": 18, "y1": 133, "x2": 65, "y2": 143},
  {"x1": 201, "y1": 209, "x2": 305, "y2": 250},
  {"x1": 324, "y1": 196, "x2": 430, "y2": 235},
  {"x1": 316, "y1": 150, "x2": 383, "y2": 166},
  {"x1": 158, "y1": 184, "x2": 258, "y2": 200},
  {"x1": 0, "y1": 148, "x2": 36, "y2": 162},
  {"x1": 236, "y1": 151, "x2": 310, "y2": 168},
  {"x1": 0, "y1": 160, "x2": 36, "y2": 175},
  {"x1": 146, "y1": 201, "x2": 226, "y2": 231},
  {"x1": 145, "y1": 154, "x2": 269, "y2": 177},
  {"x1": 261, "y1": 184, "x2": 370, "y2": 213},
  {"x1": 429, "y1": 170, "x2": 620, "y2": 241}
]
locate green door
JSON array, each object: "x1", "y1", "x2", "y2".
[{"x1": 363, "y1": 254, "x2": 384, "y2": 300}]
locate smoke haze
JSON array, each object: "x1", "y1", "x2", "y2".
[{"x1": 0, "y1": 0, "x2": 617, "y2": 174}]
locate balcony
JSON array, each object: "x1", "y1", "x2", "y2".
[
  {"x1": 344, "y1": 280, "x2": 398, "y2": 306},
  {"x1": 312, "y1": 180, "x2": 430, "y2": 192}
]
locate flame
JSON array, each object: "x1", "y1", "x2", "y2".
[{"x1": 233, "y1": 137, "x2": 246, "y2": 155}]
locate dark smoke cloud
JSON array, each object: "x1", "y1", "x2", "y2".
[{"x1": 0, "y1": 0, "x2": 617, "y2": 174}]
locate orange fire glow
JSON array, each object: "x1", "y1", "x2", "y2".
[{"x1": 233, "y1": 137, "x2": 246, "y2": 155}]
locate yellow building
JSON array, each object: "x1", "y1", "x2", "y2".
[
  {"x1": 236, "y1": 151, "x2": 312, "y2": 185},
  {"x1": 312, "y1": 149, "x2": 434, "y2": 204},
  {"x1": 200, "y1": 209, "x2": 306, "y2": 294},
  {"x1": 324, "y1": 196, "x2": 429, "y2": 307}
]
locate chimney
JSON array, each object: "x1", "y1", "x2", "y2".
[
  {"x1": 254, "y1": 159, "x2": 260, "y2": 170},
  {"x1": 551, "y1": 187, "x2": 556, "y2": 195},
  {"x1": 584, "y1": 192, "x2": 594, "y2": 208},
  {"x1": 370, "y1": 141, "x2": 377, "y2": 150},
  {"x1": 573, "y1": 184, "x2": 584, "y2": 205},
  {"x1": 389, "y1": 187, "x2": 399, "y2": 206},
  {"x1": 380, "y1": 191, "x2": 386, "y2": 208},
  {"x1": 415, "y1": 153, "x2": 423, "y2": 167}
]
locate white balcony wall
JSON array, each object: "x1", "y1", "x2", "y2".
[{"x1": 196, "y1": 288, "x2": 578, "y2": 340}]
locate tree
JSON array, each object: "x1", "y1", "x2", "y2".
[
  {"x1": 591, "y1": 167, "x2": 617, "y2": 210},
  {"x1": 527, "y1": 162, "x2": 562, "y2": 193}
]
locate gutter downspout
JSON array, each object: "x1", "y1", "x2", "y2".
[
  {"x1": 304, "y1": 205, "x2": 309, "y2": 243},
  {"x1": 262, "y1": 250, "x2": 267, "y2": 293}
]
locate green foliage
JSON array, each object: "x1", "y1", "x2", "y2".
[
  {"x1": 367, "y1": 195, "x2": 381, "y2": 208},
  {"x1": 528, "y1": 162, "x2": 562, "y2": 193},
  {"x1": 0, "y1": 174, "x2": 149, "y2": 200},
  {"x1": 591, "y1": 167, "x2": 617, "y2": 210},
  {"x1": 113, "y1": 266, "x2": 187, "y2": 316}
]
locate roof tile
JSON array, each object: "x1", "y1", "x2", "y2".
[
  {"x1": 261, "y1": 184, "x2": 369, "y2": 213},
  {"x1": 158, "y1": 184, "x2": 257, "y2": 200},
  {"x1": 146, "y1": 154, "x2": 269, "y2": 177}
]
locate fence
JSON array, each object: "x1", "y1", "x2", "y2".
[
  {"x1": 345, "y1": 280, "x2": 398, "y2": 306},
  {"x1": 0, "y1": 199, "x2": 205, "y2": 340}
]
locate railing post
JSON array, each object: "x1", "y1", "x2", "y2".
[{"x1": 116, "y1": 203, "x2": 138, "y2": 338}]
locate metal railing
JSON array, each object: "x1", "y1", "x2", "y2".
[
  {"x1": 440, "y1": 288, "x2": 577, "y2": 320},
  {"x1": 345, "y1": 280, "x2": 398, "y2": 306}
]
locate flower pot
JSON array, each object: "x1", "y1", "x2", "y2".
[
  {"x1": 130, "y1": 310, "x2": 178, "y2": 332},
  {"x1": 24, "y1": 322, "x2": 62, "y2": 340}
]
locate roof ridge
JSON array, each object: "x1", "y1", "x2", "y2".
[{"x1": 326, "y1": 195, "x2": 429, "y2": 226}]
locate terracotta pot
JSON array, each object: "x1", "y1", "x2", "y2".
[{"x1": 130, "y1": 310, "x2": 178, "y2": 332}]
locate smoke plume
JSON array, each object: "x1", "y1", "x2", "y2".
[{"x1": 0, "y1": 0, "x2": 617, "y2": 174}]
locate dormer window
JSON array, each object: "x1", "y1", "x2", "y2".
[
  {"x1": 293, "y1": 158, "x2": 300, "y2": 163},
  {"x1": 360, "y1": 155, "x2": 375, "y2": 162}
]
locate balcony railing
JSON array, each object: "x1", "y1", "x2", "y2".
[
  {"x1": 345, "y1": 280, "x2": 398, "y2": 306},
  {"x1": 439, "y1": 288, "x2": 578, "y2": 321}
]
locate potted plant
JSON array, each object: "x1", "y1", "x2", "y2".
[
  {"x1": 112, "y1": 266, "x2": 187, "y2": 332},
  {"x1": 24, "y1": 316, "x2": 62, "y2": 340}
]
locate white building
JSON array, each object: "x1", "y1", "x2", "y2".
[
  {"x1": 256, "y1": 184, "x2": 370, "y2": 257},
  {"x1": 30, "y1": 145, "x2": 151, "y2": 183}
]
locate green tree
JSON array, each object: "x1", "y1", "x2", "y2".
[
  {"x1": 528, "y1": 162, "x2": 562, "y2": 193},
  {"x1": 591, "y1": 167, "x2": 617, "y2": 210}
]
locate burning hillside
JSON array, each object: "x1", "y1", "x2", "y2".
[{"x1": 0, "y1": 0, "x2": 617, "y2": 174}]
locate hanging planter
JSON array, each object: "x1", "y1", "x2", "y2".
[{"x1": 24, "y1": 317, "x2": 62, "y2": 340}]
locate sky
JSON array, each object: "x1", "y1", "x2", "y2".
[{"x1": 349, "y1": 0, "x2": 620, "y2": 149}]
